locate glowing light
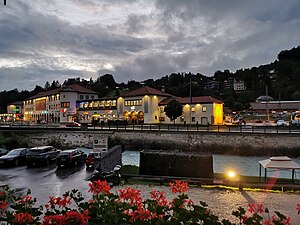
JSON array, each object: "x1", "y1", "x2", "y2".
[{"x1": 227, "y1": 171, "x2": 236, "y2": 178}]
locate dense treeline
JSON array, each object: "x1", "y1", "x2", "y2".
[{"x1": 1, "y1": 46, "x2": 300, "y2": 113}]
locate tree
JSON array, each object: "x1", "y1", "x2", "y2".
[
  {"x1": 164, "y1": 100, "x2": 183, "y2": 124},
  {"x1": 44, "y1": 81, "x2": 50, "y2": 90}
]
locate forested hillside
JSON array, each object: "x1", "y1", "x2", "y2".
[{"x1": 1, "y1": 46, "x2": 300, "y2": 113}]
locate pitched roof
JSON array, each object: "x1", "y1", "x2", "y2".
[
  {"x1": 122, "y1": 86, "x2": 172, "y2": 97},
  {"x1": 27, "y1": 84, "x2": 97, "y2": 100},
  {"x1": 250, "y1": 101, "x2": 300, "y2": 110},
  {"x1": 259, "y1": 156, "x2": 300, "y2": 169},
  {"x1": 159, "y1": 96, "x2": 223, "y2": 105}
]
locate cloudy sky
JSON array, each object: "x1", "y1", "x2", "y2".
[{"x1": 0, "y1": 0, "x2": 300, "y2": 91}]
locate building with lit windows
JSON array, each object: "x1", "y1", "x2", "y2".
[
  {"x1": 23, "y1": 84, "x2": 98, "y2": 123},
  {"x1": 76, "y1": 86, "x2": 223, "y2": 125},
  {"x1": 22, "y1": 84, "x2": 223, "y2": 125}
]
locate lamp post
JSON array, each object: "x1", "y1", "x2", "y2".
[{"x1": 189, "y1": 74, "x2": 192, "y2": 130}]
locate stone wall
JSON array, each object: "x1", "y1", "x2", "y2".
[{"x1": 1, "y1": 129, "x2": 300, "y2": 156}]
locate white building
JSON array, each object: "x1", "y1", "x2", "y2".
[{"x1": 24, "y1": 84, "x2": 98, "y2": 123}]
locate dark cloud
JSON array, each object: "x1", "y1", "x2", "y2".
[{"x1": 0, "y1": 0, "x2": 300, "y2": 91}]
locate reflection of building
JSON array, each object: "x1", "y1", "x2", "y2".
[
  {"x1": 24, "y1": 84, "x2": 98, "y2": 123},
  {"x1": 77, "y1": 86, "x2": 224, "y2": 125}
]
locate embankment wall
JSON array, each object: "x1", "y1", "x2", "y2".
[{"x1": 1, "y1": 129, "x2": 300, "y2": 156}]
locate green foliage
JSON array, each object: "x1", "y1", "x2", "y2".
[
  {"x1": 0, "y1": 133, "x2": 28, "y2": 150},
  {"x1": 0, "y1": 183, "x2": 298, "y2": 225},
  {"x1": 164, "y1": 100, "x2": 183, "y2": 123}
]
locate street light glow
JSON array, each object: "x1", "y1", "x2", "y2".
[{"x1": 227, "y1": 171, "x2": 236, "y2": 178}]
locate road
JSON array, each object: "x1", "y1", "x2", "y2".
[{"x1": 0, "y1": 163, "x2": 299, "y2": 223}]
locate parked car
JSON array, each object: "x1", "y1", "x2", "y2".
[
  {"x1": 276, "y1": 119, "x2": 286, "y2": 126},
  {"x1": 56, "y1": 149, "x2": 87, "y2": 167},
  {"x1": 65, "y1": 122, "x2": 81, "y2": 128},
  {"x1": 85, "y1": 152, "x2": 101, "y2": 168},
  {"x1": 0, "y1": 148, "x2": 28, "y2": 166},
  {"x1": 289, "y1": 120, "x2": 300, "y2": 127},
  {"x1": 0, "y1": 148, "x2": 9, "y2": 157},
  {"x1": 26, "y1": 146, "x2": 60, "y2": 166}
]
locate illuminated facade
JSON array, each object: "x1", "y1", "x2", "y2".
[
  {"x1": 23, "y1": 84, "x2": 98, "y2": 123},
  {"x1": 22, "y1": 85, "x2": 223, "y2": 125},
  {"x1": 159, "y1": 96, "x2": 223, "y2": 125},
  {"x1": 77, "y1": 86, "x2": 223, "y2": 125}
]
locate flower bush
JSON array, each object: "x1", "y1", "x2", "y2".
[{"x1": 0, "y1": 180, "x2": 299, "y2": 225}]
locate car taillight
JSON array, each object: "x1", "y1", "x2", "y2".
[{"x1": 69, "y1": 153, "x2": 73, "y2": 160}]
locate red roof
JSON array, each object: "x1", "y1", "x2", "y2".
[
  {"x1": 122, "y1": 86, "x2": 172, "y2": 97},
  {"x1": 159, "y1": 96, "x2": 223, "y2": 105},
  {"x1": 28, "y1": 84, "x2": 97, "y2": 100}
]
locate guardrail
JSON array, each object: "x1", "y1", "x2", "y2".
[
  {"x1": 1, "y1": 123, "x2": 300, "y2": 134},
  {"x1": 88, "y1": 123, "x2": 300, "y2": 134}
]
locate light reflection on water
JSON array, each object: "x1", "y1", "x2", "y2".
[{"x1": 122, "y1": 151, "x2": 300, "y2": 179}]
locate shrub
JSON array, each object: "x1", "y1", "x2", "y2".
[{"x1": 0, "y1": 181, "x2": 299, "y2": 224}]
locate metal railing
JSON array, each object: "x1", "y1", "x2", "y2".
[{"x1": 1, "y1": 123, "x2": 300, "y2": 134}]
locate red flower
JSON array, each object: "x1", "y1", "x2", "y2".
[
  {"x1": 150, "y1": 190, "x2": 169, "y2": 207},
  {"x1": 248, "y1": 203, "x2": 263, "y2": 214},
  {"x1": 41, "y1": 214, "x2": 64, "y2": 225},
  {"x1": 88, "y1": 180, "x2": 111, "y2": 195},
  {"x1": 18, "y1": 195, "x2": 33, "y2": 206},
  {"x1": 45, "y1": 196, "x2": 72, "y2": 209},
  {"x1": 12, "y1": 212, "x2": 34, "y2": 224},
  {"x1": 130, "y1": 207, "x2": 151, "y2": 222},
  {"x1": 263, "y1": 219, "x2": 271, "y2": 225},
  {"x1": 64, "y1": 210, "x2": 89, "y2": 225},
  {"x1": 0, "y1": 200, "x2": 8, "y2": 210},
  {"x1": 297, "y1": 203, "x2": 300, "y2": 213},
  {"x1": 118, "y1": 187, "x2": 143, "y2": 206},
  {"x1": 169, "y1": 180, "x2": 189, "y2": 193}
]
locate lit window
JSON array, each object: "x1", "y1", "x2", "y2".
[{"x1": 202, "y1": 106, "x2": 207, "y2": 112}]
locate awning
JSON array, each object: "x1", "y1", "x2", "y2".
[
  {"x1": 259, "y1": 156, "x2": 300, "y2": 170},
  {"x1": 258, "y1": 156, "x2": 300, "y2": 183}
]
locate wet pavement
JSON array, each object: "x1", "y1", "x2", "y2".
[{"x1": 0, "y1": 163, "x2": 299, "y2": 224}]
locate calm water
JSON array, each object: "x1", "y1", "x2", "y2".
[{"x1": 122, "y1": 151, "x2": 300, "y2": 180}]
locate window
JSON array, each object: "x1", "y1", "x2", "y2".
[
  {"x1": 80, "y1": 95, "x2": 84, "y2": 100},
  {"x1": 192, "y1": 117, "x2": 195, "y2": 122},
  {"x1": 85, "y1": 95, "x2": 89, "y2": 100},
  {"x1": 202, "y1": 106, "x2": 207, "y2": 112},
  {"x1": 124, "y1": 99, "x2": 142, "y2": 106},
  {"x1": 91, "y1": 96, "x2": 94, "y2": 99},
  {"x1": 61, "y1": 102, "x2": 70, "y2": 108},
  {"x1": 159, "y1": 117, "x2": 165, "y2": 121},
  {"x1": 144, "y1": 98, "x2": 148, "y2": 113},
  {"x1": 154, "y1": 116, "x2": 157, "y2": 120},
  {"x1": 63, "y1": 95, "x2": 66, "y2": 98}
]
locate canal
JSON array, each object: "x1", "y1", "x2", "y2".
[{"x1": 122, "y1": 150, "x2": 300, "y2": 180}]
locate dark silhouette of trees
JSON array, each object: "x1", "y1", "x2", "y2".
[{"x1": 164, "y1": 99, "x2": 183, "y2": 123}]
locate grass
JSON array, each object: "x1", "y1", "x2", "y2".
[{"x1": 120, "y1": 165, "x2": 300, "y2": 193}]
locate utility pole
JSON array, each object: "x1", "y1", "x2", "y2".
[
  {"x1": 189, "y1": 74, "x2": 192, "y2": 129},
  {"x1": 266, "y1": 85, "x2": 270, "y2": 122}
]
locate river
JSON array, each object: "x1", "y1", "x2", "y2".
[{"x1": 122, "y1": 150, "x2": 300, "y2": 180}]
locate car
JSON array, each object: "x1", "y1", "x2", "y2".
[
  {"x1": 56, "y1": 149, "x2": 87, "y2": 167},
  {"x1": 0, "y1": 148, "x2": 28, "y2": 166},
  {"x1": 65, "y1": 122, "x2": 81, "y2": 128},
  {"x1": 0, "y1": 148, "x2": 9, "y2": 157},
  {"x1": 276, "y1": 119, "x2": 286, "y2": 126},
  {"x1": 26, "y1": 146, "x2": 60, "y2": 166},
  {"x1": 289, "y1": 120, "x2": 300, "y2": 127},
  {"x1": 85, "y1": 152, "x2": 101, "y2": 168}
]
